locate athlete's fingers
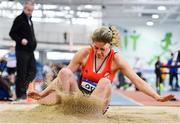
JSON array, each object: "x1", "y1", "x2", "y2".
[
  {"x1": 157, "y1": 94, "x2": 175, "y2": 102},
  {"x1": 27, "y1": 91, "x2": 41, "y2": 100}
]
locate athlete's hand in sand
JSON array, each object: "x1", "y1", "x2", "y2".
[
  {"x1": 156, "y1": 94, "x2": 175, "y2": 102},
  {"x1": 27, "y1": 91, "x2": 42, "y2": 100}
]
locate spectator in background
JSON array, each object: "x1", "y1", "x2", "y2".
[
  {"x1": 4, "y1": 44, "x2": 17, "y2": 100},
  {"x1": 42, "y1": 64, "x2": 64, "y2": 90},
  {"x1": 0, "y1": 58, "x2": 7, "y2": 76},
  {"x1": 43, "y1": 63, "x2": 52, "y2": 75},
  {"x1": 0, "y1": 75, "x2": 12, "y2": 100},
  {"x1": 155, "y1": 56, "x2": 162, "y2": 94},
  {"x1": 133, "y1": 57, "x2": 145, "y2": 91},
  {"x1": 116, "y1": 71, "x2": 126, "y2": 89},
  {"x1": 4, "y1": 44, "x2": 16, "y2": 84},
  {"x1": 159, "y1": 63, "x2": 167, "y2": 92},
  {"x1": 9, "y1": 0, "x2": 37, "y2": 100},
  {"x1": 167, "y1": 52, "x2": 179, "y2": 91},
  {"x1": 0, "y1": 56, "x2": 13, "y2": 100},
  {"x1": 63, "y1": 32, "x2": 68, "y2": 43},
  {"x1": 134, "y1": 57, "x2": 143, "y2": 77},
  {"x1": 42, "y1": 62, "x2": 52, "y2": 88}
]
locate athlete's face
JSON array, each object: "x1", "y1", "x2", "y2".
[{"x1": 92, "y1": 41, "x2": 110, "y2": 59}]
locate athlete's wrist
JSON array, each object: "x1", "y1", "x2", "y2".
[{"x1": 154, "y1": 94, "x2": 161, "y2": 101}]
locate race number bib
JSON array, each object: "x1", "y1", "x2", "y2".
[{"x1": 81, "y1": 79, "x2": 97, "y2": 92}]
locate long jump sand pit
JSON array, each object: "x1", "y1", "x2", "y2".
[{"x1": 0, "y1": 103, "x2": 179, "y2": 123}]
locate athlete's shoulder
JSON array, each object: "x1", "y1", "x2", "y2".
[
  {"x1": 76, "y1": 46, "x2": 91, "y2": 56},
  {"x1": 113, "y1": 51, "x2": 124, "y2": 63}
]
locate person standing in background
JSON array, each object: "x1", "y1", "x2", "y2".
[
  {"x1": 4, "y1": 44, "x2": 16, "y2": 83},
  {"x1": 4, "y1": 44, "x2": 17, "y2": 100},
  {"x1": 155, "y1": 56, "x2": 162, "y2": 94},
  {"x1": 167, "y1": 53, "x2": 179, "y2": 91},
  {"x1": 133, "y1": 57, "x2": 144, "y2": 91},
  {"x1": 134, "y1": 57, "x2": 143, "y2": 78},
  {"x1": 63, "y1": 32, "x2": 68, "y2": 44},
  {"x1": 9, "y1": 0, "x2": 37, "y2": 100},
  {"x1": 159, "y1": 63, "x2": 167, "y2": 92}
]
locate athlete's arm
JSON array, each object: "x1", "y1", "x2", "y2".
[
  {"x1": 114, "y1": 54, "x2": 174, "y2": 102},
  {"x1": 67, "y1": 48, "x2": 89, "y2": 72},
  {"x1": 28, "y1": 48, "x2": 89, "y2": 99}
]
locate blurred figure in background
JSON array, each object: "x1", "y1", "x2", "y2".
[
  {"x1": 63, "y1": 32, "x2": 68, "y2": 44},
  {"x1": 0, "y1": 57, "x2": 7, "y2": 76},
  {"x1": 133, "y1": 57, "x2": 146, "y2": 91},
  {"x1": 9, "y1": 0, "x2": 37, "y2": 100},
  {"x1": 4, "y1": 44, "x2": 16, "y2": 84},
  {"x1": 167, "y1": 52, "x2": 179, "y2": 91},
  {"x1": 160, "y1": 63, "x2": 167, "y2": 92},
  {"x1": 4, "y1": 44, "x2": 17, "y2": 100},
  {"x1": 42, "y1": 64, "x2": 64, "y2": 90},
  {"x1": 134, "y1": 57, "x2": 143, "y2": 78},
  {"x1": 116, "y1": 71, "x2": 126, "y2": 89},
  {"x1": 155, "y1": 56, "x2": 162, "y2": 94},
  {"x1": 0, "y1": 56, "x2": 14, "y2": 100},
  {"x1": 43, "y1": 63, "x2": 52, "y2": 76}
]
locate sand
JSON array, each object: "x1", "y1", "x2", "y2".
[
  {"x1": 0, "y1": 103, "x2": 179, "y2": 123},
  {"x1": 0, "y1": 92, "x2": 179, "y2": 123}
]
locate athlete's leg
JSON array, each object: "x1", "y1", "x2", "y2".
[
  {"x1": 28, "y1": 67, "x2": 79, "y2": 104},
  {"x1": 91, "y1": 78, "x2": 112, "y2": 113},
  {"x1": 27, "y1": 77, "x2": 59, "y2": 100},
  {"x1": 37, "y1": 91, "x2": 61, "y2": 105},
  {"x1": 58, "y1": 67, "x2": 79, "y2": 94}
]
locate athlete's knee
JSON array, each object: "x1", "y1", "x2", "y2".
[
  {"x1": 58, "y1": 67, "x2": 77, "y2": 87},
  {"x1": 58, "y1": 67, "x2": 72, "y2": 79},
  {"x1": 98, "y1": 78, "x2": 111, "y2": 87},
  {"x1": 105, "y1": 84, "x2": 112, "y2": 95},
  {"x1": 98, "y1": 78, "x2": 112, "y2": 93}
]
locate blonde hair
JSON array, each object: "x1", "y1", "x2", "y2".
[{"x1": 91, "y1": 26, "x2": 120, "y2": 47}]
